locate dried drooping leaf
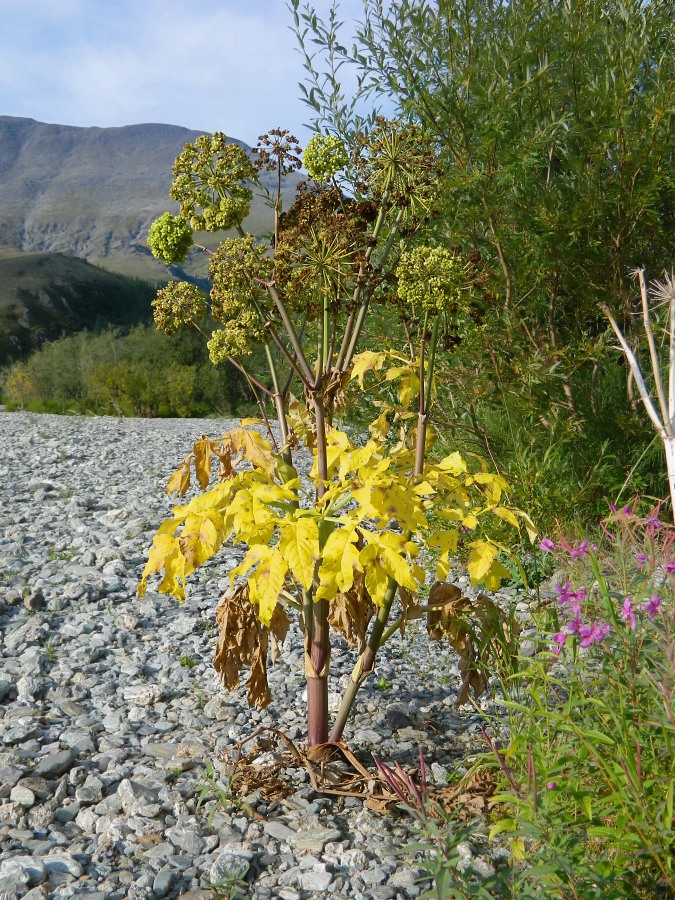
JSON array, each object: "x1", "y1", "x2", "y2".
[
  {"x1": 426, "y1": 582, "x2": 518, "y2": 707},
  {"x1": 193, "y1": 435, "x2": 214, "y2": 490},
  {"x1": 329, "y1": 569, "x2": 376, "y2": 653},
  {"x1": 214, "y1": 584, "x2": 288, "y2": 709},
  {"x1": 214, "y1": 440, "x2": 235, "y2": 481}
]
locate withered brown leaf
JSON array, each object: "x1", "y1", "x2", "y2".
[
  {"x1": 328, "y1": 569, "x2": 376, "y2": 653},
  {"x1": 214, "y1": 584, "x2": 289, "y2": 710}
]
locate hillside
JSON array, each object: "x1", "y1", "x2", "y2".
[
  {"x1": 0, "y1": 116, "x2": 299, "y2": 281},
  {"x1": 0, "y1": 249, "x2": 156, "y2": 365}
]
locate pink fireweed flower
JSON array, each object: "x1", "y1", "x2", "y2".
[
  {"x1": 546, "y1": 782, "x2": 557, "y2": 790},
  {"x1": 578, "y1": 621, "x2": 611, "y2": 648},
  {"x1": 636, "y1": 553, "x2": 648, "y2": 570},
  {"x1": 644, "y1": 595, "x2": 662, "y2": 620},
  {"x1": 554, "y1": 583, "x2": 587, "y2": 611},
  {"x1": 540, "y1": 538, "x2": 555, "y2": 552},
  {"x1": 621, "y1": 598, "x2": 636, "y2": 631},
  {"x1": 569, "y1": 540, "x2": 590, "y2": 558},
  {"x1": 567, "y1": 613, "x2": 583, "y2": 635},
  {"x1": 551, "y1": 631, "x2": 568, "y2": 655},
  {"x1": 666, "y1": 561, "x2": 675, "y2": 574}
]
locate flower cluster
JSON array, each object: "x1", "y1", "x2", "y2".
[
  {"x1": 169, "y1": 132, "x2": 255, "y2": 232},
  {"x1": 396, "y1": 246, "x2": 472, "y2": 315},
  {"x1": 152, "y1": 282, "x2": 207, "y2": 335},
  {"x1": 303, "y1": 134, "x2": 348, "y2": 182},
  {"x1": 147, "y1": 213, "x2": 194, "y2": 265},
  {"x1": 207, "y1": 325, "x2": 255, "y2": 363},
  {"x1": 253, "y1": 129, "x2": 302, "y2": 176},
  {"x1": 540, "y1": 500, "x2": 671, "y2": 656}
]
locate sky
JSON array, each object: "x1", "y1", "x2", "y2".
[{"x1": 0, "y1": 0, "x2": 368, "y2": 146}]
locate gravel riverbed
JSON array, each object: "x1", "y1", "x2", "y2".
[{"x1": 0, "y1": 412, "x2": 534, "y2": 900}]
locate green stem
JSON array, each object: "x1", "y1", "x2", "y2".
[
  {"x1": 424, "y1": 314, "x2": 441, "y2": 408},
  {"x1": 264, "y1": 344, "x2": 292, "y2": 466},
  {"x1": 328, "y1": 578, "x2": 399, "y2": 743}
]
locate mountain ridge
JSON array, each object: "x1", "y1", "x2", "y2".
[{"x1": 0, "y1": 115, "x2": 294, "y2": 280}]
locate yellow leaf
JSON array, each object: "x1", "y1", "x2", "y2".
[
  {"x1": 368, "y1": 411, "x2": 390, "y2": 441},
  {"x1": 350, "y1": 350, "x2": 388, "y2": 388},
  {"x1": 240, "y1": 417, "x2": 263, "y2": 426},
  {"x1": 491, "y1": 506, "x2": 520, "y2": 529},
  {"x1": 315, "y1": 526, "x2": 361, "y2": 601},
  {"x1": 483, "y1": 560, "x2": 511, "y2": 591},
  {"x1": 426, "y1": 531, "x2": 458, "y2": 554},
  {"x1": 179, "y1": 511, "x2": 223, "y2": 573},
  {"x1": 364, "y1": 561, "x2": 390, "y2": 606},
  {"x1": 435, "y1": 452, "x2": 467, "y2": 476},
  {"x1": 397, "y1": 372, "x2": 420, "y2": 407},
  {"x1": 515, "y1": 508, "x2": 538, "y2": 543},
  {"x1": 229, "y1": 544, "x2": 273, "y2": 583},
  {"x1": 165, "y1": 453, "x2": 193, "y2": 496},
  {"x1": 467, "y1": 541, "x2": 499, "y2": 584},
  {"x1": 463, "y1": 513, "x2": 479, "y2": 530},
  {"x1": 193, "y1": 436, "x2": 214, "y2": 490},
  {"x1": 279, "y1": 517, "x2": 319, "y2": 591},
  {"x1": 249, "y1": 549, "x2": 288, "y2": 626},
  {"x1": 228, "y1": 427, "x2": 276, "y2": 474}
]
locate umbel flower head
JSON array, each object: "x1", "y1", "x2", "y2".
[
  {"x1": 396, "y1": 246, "x2": 472, "y2": 314},
  {"x1": 207, "y1": 322, "x2": 258, "y2": 363},
  {"x1": 147, "y1": 213, "x2": 194, "y2": 265},
  {"x1": 209, "y1": 235, "x2": 273, "y2": 338},
  {"x1": 152, "y1": 282, "x2": 208, "y2": 335},
  {"x1": 170, "y1": 132, "x2": 255, "y2": 232},
  {"x1": 303, "y1": 134, "x2": 348, "y2": 182}
]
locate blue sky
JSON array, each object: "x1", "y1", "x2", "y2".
[{"x1": 0, "y1": 0, "x2": 367, "y2": 145}]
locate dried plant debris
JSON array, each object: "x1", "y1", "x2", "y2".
[{"x1": 426, "y1": 581, "x2": 520, "y2": 706}]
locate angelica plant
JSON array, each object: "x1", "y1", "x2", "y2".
[{"x1": 140, "y1": 122, "x2": 533, "y2": 746}]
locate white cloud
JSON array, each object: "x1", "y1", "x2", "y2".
[{"x1": 0, "y1": 0, "x2": 372, "y2": 142}]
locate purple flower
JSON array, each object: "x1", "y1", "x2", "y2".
[
  {"x1": 569, "y1": 540, "x2": 590, "y2": 558},
  {"x1": 621, "y1": 504, "x2": 632, "y2": 516},
  {"x1": 546, "y1": 782, "x2": 557, "y2": 790},
  {"x1": 645, "y1": 515, "x2": 662, "y2": 529},
  {"x1": 644, "y1": 595, "x2": 662, "y2": 620},
  {"x1": 636, "y1": 553, "x2": 648, "y2": 570},
  {"x1": 579, "y1": 621, "x2": 611, "y2": 648},
  {"x1": 666, "y1": 561, "x2": 675, "y2": 574},
  {"x1": 621, "y1": 598, "x2": 636, "y2": 631},
  {"x1": 567, "y1": 613, "x2": 583, "y2": 635},
  {"x1": 540, "y1": 538, "x2": 555, "y2": 552},
  {"x1": 554, "y1": 583, "x2": 587, "y2": 610},
  {"x1": 551, "y1": 632, "x2": 568, "y2": 655}
]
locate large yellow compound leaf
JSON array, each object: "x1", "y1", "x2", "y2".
[
  {"x1": 279, "y1": 516, "x2": 320, "y2": 591},
  {"x1": 467, "y1": 540, "x2": 500, "y2": 584},
  {"x1": 166, "y1": 453, "x2": 194, "y2": 496},
  {"x1": 350, "y1": 350, "x2": 388, "y2": 388},
  {"x1": 370, "y1": 480, "x2": 428, "y2": 532},
  {"x1": 315, "y1": 526, "x2": 361, "y2": 602},
  {"x1": 310, "y1": 428, "x2": 353, "y2": 480},
  {"x1": 248, "y1": 548, "x2": 288, "y2": 626},
  {"x1": 227, "y1": 427, "x2": 276, "y2": 474}
]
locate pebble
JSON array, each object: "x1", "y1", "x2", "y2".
[{"x1": 0, "y1": 412, "x2": 530, "y2": 898}]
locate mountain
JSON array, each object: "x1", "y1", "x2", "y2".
[
  {"x1": 0, "y1": 116, "x2": 298, "y2": 281},
  {"x1": 0, "y1": 249, "x2": 156, "y2": 365}
]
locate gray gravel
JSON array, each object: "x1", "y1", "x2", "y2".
[{"x1": 0, "y1": 412, "x2": 530, "y2": 899}]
